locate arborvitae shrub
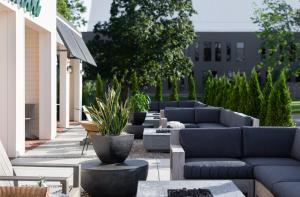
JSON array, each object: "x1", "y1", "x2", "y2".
[
  {"x1": 247, "y1": 69, "x2": 263, "y2": 118},
  {"x1": 155, "y1": 75, "x2": 163, "y2": 101},
  {"x1": 239, "y1": 73, "x2": 249, "y2": 114},
  {"x1": 259, "y1": 68, "x2": 273, "y2": 125},
  {"x1": 169, "y1": 77, "x2": 179, "y2": 101},
  {"x1": 95, "y1": 74, "x2": 104, "y2": 100},
  {"x1": 188, "y1": 74, "x2": 197, "y2": 100},
  {"x1": 265, "y1": 71, "x2": 294, "y2": 126},
  {"x1": 221, "y1": 77, "x2": 231, "y2": 108},
  {"x1": 130, "y1": 72, "x2": 139, "y2": 95},
  {"x1": 202, "y1": 70, "x2": 213, "y2": 103},
  {"x1": 228, "y1": 73, "x2": 241, "y2": 111}
]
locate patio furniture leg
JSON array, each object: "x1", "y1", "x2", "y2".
[{"x1": 81, "y1": 133, "x2": 88, "y2": 155}]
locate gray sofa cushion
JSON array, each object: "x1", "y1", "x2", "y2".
[
  {"x1": 243, "y1": 158, "x2": 300, "y2": 167},
  {"x1": 184, "y1": 123, "x2": 199, "y2": 128},
  {"x1": 197, "y1": 123, "x2": 226, "y2": 128},
  {"x1": 159, "y1": 101, "x2": 178, "y2": 110},
  {"x1": 273, "y1": 182, "x2": 300, "y2": 197},
  {"x1": 194, "y1": 108, "x2": 221, "y2": 123},
  {"x1": 254, "y1": 166, "x2": 300, "y2": 191},
  {"x1": 178, "y1": 101, "x2": 197, "y2": 108},
  {"x1": 220, "y1": 109, "x2": 253, "y2": 127},
  {"x1": 184, "y1": 158, "x2": 253, "y2": 179},
  {"x1": 165, "y1": 108, "x2": 195, "y2": 123},
  {"x1": 291, "y1": 130, "x2": 300, "y2": 160},
  {"x1": 149, "y1": 101, "x2": 159, "y2": 112},
  {"x1": 243, "y1": 127, "x2": 296, "y2": 157},
  {"x1": 179, "y1": 128, "x2": 242, "y2": 158},
  {"x1": 194, "y1": 101, "x2": 206, "y2": 108}
]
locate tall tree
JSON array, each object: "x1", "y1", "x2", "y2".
[
  {"x1": 170, "y1": 77, "x2": 179, "y2": 101},
  {"x1": 57, "y1": 0, "x2": 87, "y2": 27},
  {"x1": 252, "y1": 0, "x2": 299, "y2": 72},
  {"x1": 259, "y1": 68, "x2": 273, "y2": 125},
  {"x1": 247, "y1": 69, "x2": 263, "y2": 118},
  {"x1": 88, "y1": 0, "x2": 196, "y2": 85},
  {"x1": 130, "y1": 72, "x2": 139, "y2": 95},
  {"x1": 188, "y1": 74, "x2": 197, "y2": 100},
  {"x1": 155, "y1": 76, "x2": 163, "y2": 102}
]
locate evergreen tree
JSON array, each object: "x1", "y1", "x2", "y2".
[
  {"x1": 214, "y1": 77, "x2": 225, "y2": 107},
  {"x1": 221, "y1": 77, "x2": 231, "y2": 108},
  {"x1": 265, "y1": 71, "x2": 294, "y2": 126},
  {"x1": 188, "y1": 74, "x2": 197, "y2": 100},
  {"x1": 170, "y1": 77, "x2": 179, "y2": 101},
  {"x1": 238, "y1": 73, "x2": 249, "y2": 114},
  {"x1": 155, "y1": 76, "x2": 163, "y2": 101},
  {"x1": 247, "y1": 69, "x2": 263, "y2": 118},
  {"x1": 259, "y1": 68, "x2": 273, "y2": 125},
  {"x1": 130, "y1": 72, "x2": 139, "y2": 95},
  {"x1": 227, "y1": 73, "x2": 241, "y2": 111},
  {"x1": 95, "y1": 74, "x2": 104, "y2": 100},
  {"x1": 202, "y1": 70, "x2": 213, "y2": 103}
]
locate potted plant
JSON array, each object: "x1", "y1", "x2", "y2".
[
  {"x1": 86, "y1": 87, "x2": 133, "y2": 164},
  {"x1": 128, "y1": 92, "x2": 150, "y2": 125}
]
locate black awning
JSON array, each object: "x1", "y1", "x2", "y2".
[{"x1": 57, "y1": 18, "x2": 97, "y2": 66}]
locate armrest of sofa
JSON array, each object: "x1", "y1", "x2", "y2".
[
  {"x1": 252, "y1": 118, "x2": 260, "y2": 127},
  {"x1": 160, "y1": 118, "x2": 168, "y2": 128},
  {"x1": 170, "y1": 145, "x2": 185, "y2": 180}
]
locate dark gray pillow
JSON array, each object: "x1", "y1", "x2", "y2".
[
  {"x1": 165, "y1": 108, "x2": 195, "y2": 123},
  {"x1": 178, "y1": 101, "x2": 196, "y2": 108},
  {"x1": 149, "y1": 101, "x2": 159, "y2": 112},
  {"x1": 243, "y1": 127, "x2": 296, "y2": 157},
  {"x1": 159, "y1": 101, "x2": 178, "y2": 110},
  {"x1": 180, "y1": 128, "x2": 242, "y2": 158},
  {"x1": 291, "y1": 130, "x2": 300, "y2": 161},
  {"x1": 195, "y1": 108, "x2": 221, "y2": 123},
  {"x1": 220, "y1": 109, "x2": 253, "y2": 127}
]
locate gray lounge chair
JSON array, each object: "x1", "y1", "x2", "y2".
[{"x1": 0, "y1": 141, "x2": 80, "y2": 197}]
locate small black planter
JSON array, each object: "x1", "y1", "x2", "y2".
[
  {"x1": 129, "y1": 112, "x2": 147, "y2": 125},
  {"x1": 91, "y1": 134, "x2": 134, "y2": 164}
]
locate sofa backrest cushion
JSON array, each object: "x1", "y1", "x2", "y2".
[
  {"x1": 178, "y1": 101, "x2": 196, "y2": 108},
  {"x1": 194, "y1": 108, "x2": 221, "y2": 123},
  {"x1": 243, "y1": 127, "x2": 296, "y2": 157},
  {"x1": 159, "y1": 101, "x2": 178, "y2": 110},
  {"x1": 194, "y1": 101, "x2": 206, "y2": 108},
  {"x1": 291, "y1": 129, "x2": 300, "y2": 160},
  {"x1": 165, "y1": 108, "x2": 195, "y2": 123},
  {"x1": 180, "y1": 128, "x2": 242, "y2": 158},
  {"x1": 149, "y1": 101, "x2": 159, "y2": 112},
  {"x1": 220, "y1": 109, "x2": 253, "y2": 127}
]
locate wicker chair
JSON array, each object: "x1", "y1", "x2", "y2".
[{"x1": 0, "y1": 186, "x2": 48, "y2": 197}]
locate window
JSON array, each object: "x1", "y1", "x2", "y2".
[
  {"x1": 194, "y1": 42, "x2": 199, "y2": 62},
  {"x1": 215, "y1": 42, "x2": 222, "y2": 62},
  {"x1": 236, "y1": 42, "x2": 245, "y2": 62},
  {"x1": 203, "y1": 42, "x2": 212, "y2": 62},
  {"x1": 226, "y1": 42, "x2": 231, "y2": 61}
]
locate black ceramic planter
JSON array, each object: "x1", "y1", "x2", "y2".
[
  {"x1": 129, "y1": 112, "x2": 146, "y2": 125},
  {"x1": 91, "y1": 134, "x2": 134, "y2": 164}
]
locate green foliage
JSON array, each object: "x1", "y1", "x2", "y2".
[
  {"x1": 57, "y1": 0, "x2": 87, "y2": 27},
  {"x1": 202, "y1": 70, "x2": 213, "y2": 103},
  {"x1": 87, "y1": 87, "x2": 129, "y2": 135},
  {"x1": 130, "y1": 72, "x2": 139, "y2": 95},
  {"x1": 247, "y1": 69, "x2": 263, "y2": 118},
  {"x1": 227, "y1": 73, "x2": 242, "y2": 112},
  {"x1": 82, "y1": 81, "x2": 96, "y2": 106},
  {"x1": 253, "y1": 0, "x2": 299, "y2": 72},
  {"x1": 95, "y1": 74, "x2": 104, "y2": 100},
  {"x1": 259, "y1": 68, "x2": 274, "y2": 125},
  {"x1": 128, "y1": 92, "x2": 150, "y2": 112},
  {"x1": 155, "y1": 76, "x2": 163, "y2": 102},
  {"x1": 238, "y1": 74, "x2": 249, "y2": 114},
  {"x1": 170, "y1": 77, "x2": 179, "y2": 101},
  {"x1": 88, "y1": 0, "x2": 196, "y2": 84},
  {"x1": 111, "y1": 76, "x2": 120, "y2": 90},
  {"x1": 188, "y1": 74, "x2": 197, "y2": 100},
  {"x1": 265, "y1": 71, "x2": 294, "y2": 126}
]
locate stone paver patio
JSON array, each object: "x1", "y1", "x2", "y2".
[{"x1": 12, "y1": 125, "x2": 170, "y2": 192}]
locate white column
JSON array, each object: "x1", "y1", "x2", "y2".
[
  {"x1": 59, "y1": 52, "x2": 70, "y2": 128},
  {"x1": 0, "y1": 11, "x2": 25, "y2": 157},
  {"x1": 39, "y1": 31, "x2": 56, "y2": 140},
  {"x1": 72, "y1": 59, "x2": 83, "y2": 122}
]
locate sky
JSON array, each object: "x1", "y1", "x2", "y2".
[{"x1": 80, "y1": 0, "x2": 299, "y2": 32}]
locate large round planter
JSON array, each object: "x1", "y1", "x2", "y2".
[
  {"x1": 91, "y1": 134, "x2": 134, "y2": 164},
  {"x1": 129, "y1": 112, "x2": 147, "y2": 125}
]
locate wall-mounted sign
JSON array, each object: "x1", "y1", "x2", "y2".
[{"x1": 10, "y1": 0, "x2": 41, "y2": 17}]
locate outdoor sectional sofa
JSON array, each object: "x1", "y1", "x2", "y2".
[
  {"x1": 170, "y1": 127, "x2": 300, "y2": 197},
  {"x1": 149, "y1": 101, "x2": 206, "y2": 112},
  {"x1": 162, "y1": 107, "x2": 259, "y2": 128}
]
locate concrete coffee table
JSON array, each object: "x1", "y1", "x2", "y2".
[
  {"x1": 144, "y1": 116, "x2": 160, "y2": 128},
  {"x1": 136, "y1": 180, "x2": 245, "y2": 197},
  {"x1": 143, "y1": 128, "x2": 170, "y2": 152}
]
